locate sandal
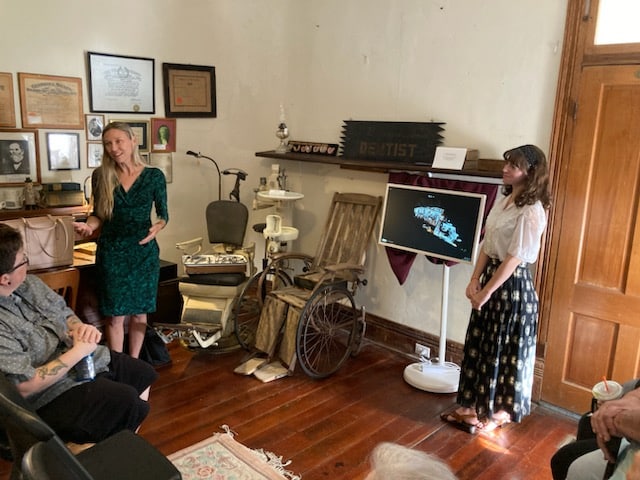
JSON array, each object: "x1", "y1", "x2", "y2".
[
  {"x1": 479, "y1": 414, "x2": 511, "y2": 432},
  {"x1": 440, "y1": 409, "x2": 481, "y2": 434}
]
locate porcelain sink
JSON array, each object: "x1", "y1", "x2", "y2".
[{"x1": 257, "y1": 190, "x2": 304, "y2": 201}]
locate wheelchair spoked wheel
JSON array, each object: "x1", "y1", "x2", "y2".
[
  {"x1": 296, "y1": 284, "x2": 358, "y2": 379},
  {"x1": 234, "y1": 268, "x2": 292, "y2": 350}
]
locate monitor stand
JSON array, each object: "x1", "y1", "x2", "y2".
[{"x1": 403, "y1": 264, "x2": 461, "y2": 394}]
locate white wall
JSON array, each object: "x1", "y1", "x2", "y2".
[{"x1": 0, "y1": 0, "x2": 567, "y2": 346}]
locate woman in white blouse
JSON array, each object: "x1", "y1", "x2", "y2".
[{"x1": 441, "y1": 144, "x2": 552, "y2": 433}]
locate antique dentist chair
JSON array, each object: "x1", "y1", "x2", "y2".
[{"x1": 155, "y1": 151, "x2": 255, "y2": 352}]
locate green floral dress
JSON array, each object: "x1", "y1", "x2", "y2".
[{"x1": 93, "y1": 167, "x2": 168, "y2": 316}]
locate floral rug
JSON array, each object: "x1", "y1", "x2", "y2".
[{"x1": 168, "y1": 426, "x2": 300, "y2": 480}]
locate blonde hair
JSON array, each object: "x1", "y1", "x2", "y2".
[
  {"x1": 366, "y1": 442, "x2": 457, "y2": 480},
  {"x1": 93, "y1": 122, "x2": 145, "y2": 220}
]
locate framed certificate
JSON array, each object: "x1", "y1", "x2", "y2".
[
  {"x1": 87, "y1": 51, "x2": 155, "y2": 114},
  {"x1": 162, "y1": 63, "x2": 216, "y2": 118},
  {"x1": 18, "y1": 73, "x2": 84, "y2": 129}
]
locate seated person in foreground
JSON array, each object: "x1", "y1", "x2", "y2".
[
  {"x1": 365, "y1": 442, "x2": 457, "y2": 480},
  {"x1": 0, "y1": 224, "x2": 158, "y2": 443},
  {"x1": 551, "y1": 379, "x2": 640, "y2": 480},
  {"x1": 559, "y1": 382, "x2": 640, "y2": 480}
]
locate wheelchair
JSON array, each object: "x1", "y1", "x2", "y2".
[{"x1": 235, "y1": 192, "x2": 382, "y2": 379}]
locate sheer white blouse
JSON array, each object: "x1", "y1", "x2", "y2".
[{"x1": 481, "y1": 193, "x2": 547, "y2": 264}]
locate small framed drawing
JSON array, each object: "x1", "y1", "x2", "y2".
[
  {"x1": 0, "y1": 129, "x2": 40, "y2": 185},
  {"x1": 87, "y1": 51, "x2": 155, "y2": 114},
  {"x1": 111, "y1": 119, "x2": 150, "y2": 151},
  {"x1": 0, "y1": 73, "x2": 16, "y2": 127},
  {"x1": 46, "y1": 132, "x2": 80, "y2": 170},
  {"x1": 85, "y1": 114, "x2": 105, "y2": 141},
  {"x1": 87, "y1": 142, "x2": 103, "y2": 168},
  {"x1": 162, "y1": 63, "x2": 216, "y2": 118},
  {"x1": 150, "y1": 153, "x2": 172, "y2": 183},
  {"x1": 150, "y1": 118, "x2": 176, "y2": 153}
]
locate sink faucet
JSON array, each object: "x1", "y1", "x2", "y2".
[{"x1": 278, "y1": 169, "x2": 287, "y2": 191}]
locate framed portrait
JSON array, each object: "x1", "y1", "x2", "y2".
[
  {"x1": 0, "y1": 129, "x2": 40, "y2": 185},
  {"x1": 87, "y1": 51, "x2": 155, "y2": 114},
  {"x1": 162, "y1": 63, "x2": 216, "y2": 118},
  {"x1": 150, "y1": 118, "x2": 176, "y2": 153},
  {"x1": 111, "y1": 119, "x2": 150, "y2": 151},
  {"x1": 18, "y1": 73, "x2": 84, "y2": 129},
  {"x1": 85, "y1": 114, "x2": 105, "y2": 141},
  {"x1": 46, "y1": 132, "x2": 80, "y2": 170},
  {"x1": 0, "y1": 73, "x2": 16, "y2": 127},
  {"x1": 150, "y1": 153, "x2": 173, "y2": 183},
  {"x1": 87, "y1": 142, "x2": 103, "y2": 168}
]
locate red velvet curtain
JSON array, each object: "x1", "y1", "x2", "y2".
[{"x1": 384, "y1": 171, "x2": 500, "y2": 285}]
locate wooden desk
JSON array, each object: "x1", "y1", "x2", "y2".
[{"x1": 71, "y1": 253, "x2": 182, "y2": 328}]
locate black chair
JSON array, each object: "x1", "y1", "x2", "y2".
[{"x1": 0, "y1": 374, "x2": 181, "y2": 480}]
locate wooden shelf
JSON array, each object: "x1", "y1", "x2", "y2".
[{"x1": 255, "y1": 150, "x2": 502, "y2": 179}]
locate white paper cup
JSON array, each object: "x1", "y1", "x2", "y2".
[{"x1": 592, "y1": 380, "x2": 623, "y2": 402}]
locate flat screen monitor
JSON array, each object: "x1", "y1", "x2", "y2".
[{"x1": 378, "y1": 183, "x2": 487, "y2": 264}]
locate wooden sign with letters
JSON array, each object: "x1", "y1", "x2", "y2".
[{"x1": 340, "y1": 120, "x2": 445, "y2": 165}]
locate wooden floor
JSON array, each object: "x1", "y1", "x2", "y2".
[{"x1": 0, "y1": 340, "x2": 579, "y2": 479}]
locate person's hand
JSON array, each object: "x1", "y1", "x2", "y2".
[
  {"x1": 470, "y1": 289, "x2": 491, "y2": 311},
  {"x1": 139, "y1": 221, "x2": 165, "y2": 245},
  {"x1": 70, "y1": 323, "x2": 102, "y2": 344},
  {"x1": 465, "y1": 278, "x2": 481, "y2": 300},
  {"x1": 73, "y1": 221, "x2": 93, "y2": 238},
  {"x1": 70, "y1": 338, "x2": 98, "y2": 357}
]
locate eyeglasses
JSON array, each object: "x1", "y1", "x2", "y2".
[{"x1": 7, "y1": 254, "x2": 29, "y2": 274}]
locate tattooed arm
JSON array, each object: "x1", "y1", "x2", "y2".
[{"x1": 15, "y1": 339, "x2": 97, "y2": 397}]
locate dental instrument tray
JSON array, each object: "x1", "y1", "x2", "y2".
[{"x1": 183, "y1": 253, "x2": 247, "y2": 275}]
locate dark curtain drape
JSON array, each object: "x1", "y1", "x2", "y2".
[{"x1": 384, "y1": 171, "x2": 500, "y2": 285}]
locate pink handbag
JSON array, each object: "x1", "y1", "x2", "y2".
[{"x1": 2, "y1": 215, "x2": 75, "y2": 271}]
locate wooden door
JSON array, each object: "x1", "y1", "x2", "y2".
[{"x1": 542, "y1": 64, "x2": 640, "y2": 412}]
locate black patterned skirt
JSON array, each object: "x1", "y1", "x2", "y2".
[{"x1": 456, "y1": 258, "x2": 538, "y2": 423}]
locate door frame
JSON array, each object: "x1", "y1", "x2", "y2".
[{"x1": 538, "y1": 0, "x2": 640, "y2": 404}]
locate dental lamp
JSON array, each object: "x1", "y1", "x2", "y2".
[{"x1": 186, "y1": 150, "x2": 222, "y2": 201}]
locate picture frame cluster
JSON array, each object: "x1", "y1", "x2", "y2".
[{"x1": 0, "y1": 51, "x2": 217, "y2": 186}]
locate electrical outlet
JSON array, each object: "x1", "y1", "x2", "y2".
[{"x1": 414, "y1": 343, "x2": 430, "y2": 358}]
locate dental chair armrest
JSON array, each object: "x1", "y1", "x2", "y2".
[{"x1": 176, "y1": 237, "x2": 204, "y2": 255}]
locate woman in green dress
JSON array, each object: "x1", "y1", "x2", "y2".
[{"x1": 74, "y1": 122, "x2": 168, "y2": 358}]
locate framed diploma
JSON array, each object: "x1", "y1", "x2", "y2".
[
  {"x1": 162, "y1": 63, "x2": 216, "y2": 118},
  {"x1": 18, "y1": 73, "x2": 84, "y2": 129},
  {"x1": 0, "y1": 73, "x2": 16, "y2": 128},
  {"x1": 87, "y1": 51, "x2": 155, "y2": 114}
]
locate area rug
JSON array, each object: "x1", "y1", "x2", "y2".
[{"x1": 168, "y1": 426, "x2": 300, "y2": 480}]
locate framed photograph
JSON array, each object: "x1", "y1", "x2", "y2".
[
  {"x1": 150, "y1": 153, "x2": 173, "y2": 183},
  {"x1": 85, "y1": 114, "x2": 105, "y2": 141},
  {"x1": 0, "y1": 129, "x2": 40, "y2": 185},
  {"x1": 150, "y1": 118, "x2": 176, "y2": 153},
  {"x1": 0, "y1": 73, "x2": 16, "y2": 127},
  {"x1": 46, "y1": 132, "x2": 80, "y2": 170},
  {"x1": 18, "y1": 73, "x2": 84, "y2": 129},
  {"x1": 162, "y1": 63, "x2": 216, "y2": 118},
  {"x1": 140, "y1": 152, "x2": 149, "y2": 164},
  {"x1": 87, "y1": 51, "x2": 155, "y2": 114},
  {"x1": 87, "y1": 142, "x2": 103, "y2": 168},
  {"x1": 111, "y1": 119, "x2": 150, "y2": 151}
]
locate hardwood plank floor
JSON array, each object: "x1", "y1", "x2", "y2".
[{"x1": 0, "y1": 340, "x2": 579, "y2": 479}]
